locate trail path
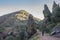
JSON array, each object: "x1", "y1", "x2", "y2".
[{"x1": 37, "y1": 30, "x2": 60, "y2": 40}]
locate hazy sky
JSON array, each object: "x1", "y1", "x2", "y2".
[{"x1": 0, "y1": 0, "x2": 60, "y2": 19}]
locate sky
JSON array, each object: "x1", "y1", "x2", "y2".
[{"x1": 0, "y1": 0, "x2": 60, "y2": 20}]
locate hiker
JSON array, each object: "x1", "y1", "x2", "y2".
[
  {"x1": 41, "y1": 20, "x2": 47, "y2": 36},
  {"x1": 42, "y1": 30, "x2": 44, "y2": 36}
]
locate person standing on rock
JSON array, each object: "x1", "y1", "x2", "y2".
[{"x1": 42, "y1": 29, "x2": 45, "y2": 36}]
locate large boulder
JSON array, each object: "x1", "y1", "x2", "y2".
[{"x1": 51, "y1": 23, "x2": 60, "y2": 37}]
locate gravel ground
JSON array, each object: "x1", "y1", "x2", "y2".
[{"x1": 37, "y1": 31, "x2": 60, "y2": 40}]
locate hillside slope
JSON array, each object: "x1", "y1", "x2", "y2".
[{"x1": 0, "y1": 10, "x2": 40, "y2": 40}]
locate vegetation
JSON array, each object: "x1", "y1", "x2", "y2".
[
  {"x1": 29, "y1": 32, "x2": 40, "y2": 40},
  {"x1": 0, "y1": 27, "x2": 4, "y2": 32},
  {"x1": 37, "y1": 2, "x2": 60, "y2": 33},
  {"x1": 0, "y1": 1, "x2": 60, "y2": 40}
]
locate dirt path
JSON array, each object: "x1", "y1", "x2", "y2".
[{"x1": 37, "y1": 30, "x2": 60, "y2": 40}]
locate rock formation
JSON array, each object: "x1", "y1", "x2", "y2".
[
  {"x1": 51, "y1": 23, "x2": 60, "y2": 36},
  {"x1": 43, "y1": 4, "x2": 51, "y2": 23},
  {"x1": 52, "y1": 1, "x2": 57, "y2": 12},
  {"x1": 27, "y1": 14, "x2": 37, "y2": 38}
]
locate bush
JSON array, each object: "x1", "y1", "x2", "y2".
[
  {"x1": 5, "y1": 36, "x2": 14, "y2": 40},
  {"x1": 0, "y1": 27, "x2": 4, "y2": 32},
  {"x1": 52, "y1": 5, "x2": 60, "y2": 22},
  {"x1": 45, "y1": 23, "x2": 57, "y2": 33},
  {"x1": 16, "y1": 31, "x2": 25, "y2": 40}
]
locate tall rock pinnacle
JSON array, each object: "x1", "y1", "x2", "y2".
[
  {"x1": 52, "y1": 1, "x2": 57, "y2": 11},
  {"x1": 43, "y1": 4, "x2": 52, "y2": 22},
  {"x1": 43, "y1": 4, "x2": 51, "y2": 18}
]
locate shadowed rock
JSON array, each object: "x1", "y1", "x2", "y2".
[
  {"x1": 43, "y1": 4, "x2": 52, "y2": 23},
  {"x1": 43, "y1": 4, "x2": 51, "y2": 18},
  {"x1": 27, "y1": 14, "x2": 37, "y2": 39},
  {"x1": 51, "y1": 24, "x2": 60, "y2": 37},
  {"x1": 52, "y1": 1, "x2": 57, "y2": 12}
]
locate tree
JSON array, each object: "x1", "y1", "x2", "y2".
[{"x1": 52, "y1": 5, "x2": 60, "y2": 22}]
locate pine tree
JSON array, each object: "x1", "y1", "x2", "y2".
[{"x1": 52, "y1": 5, "x2": 60, "y2": 22}]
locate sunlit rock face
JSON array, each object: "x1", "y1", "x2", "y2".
[
  {"x1": 16, "y1": 10, "x2": 40, "y2": 21},
  {"x1": 16, "y1": 10, "x2": 29, "y2": 20}
]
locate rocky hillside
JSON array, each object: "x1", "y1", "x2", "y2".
[{"x1": 0, "y1": 10, "x2": 40, "y2": 39}]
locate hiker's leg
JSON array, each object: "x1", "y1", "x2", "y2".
[{"x1": 42, "y1": 31, "x2": 44, "y2": 36}]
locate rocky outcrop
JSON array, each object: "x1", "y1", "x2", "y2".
[
  {"x1": 52, "y1": 1, "x2": 57, "y2": 12},
  {"x1": 51, "y1": 23, "x2": 60, "y2": 37},
  {"x1": 43, "y1": 4, "x2": 51, "y2": 18},
  {"x1": 43, "y1": 4, "x2": 52, "y2": 24},
  {"x1": 27, "y1": 14, "x2": 37, "y2": 39}
]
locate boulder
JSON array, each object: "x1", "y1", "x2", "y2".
[{"x1": 51, "y1": 24, "x2": 60, "y2": 37}]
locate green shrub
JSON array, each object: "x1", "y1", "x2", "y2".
[
  {"x1": 52, "y1": 5, "x2": 60, "y2": 22},
  {"x1": 5, "y1": 36, "x2": 14, "y2": 40},
  {"x1": 0, "y1": 27, "x2": 4, "y2": 32},
  {"x1": 45, "y1": 23, "x2": 56, "y2": 33},
  {"x1": 16, "y1": 31, "x2": 25, "y2": 40}
]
